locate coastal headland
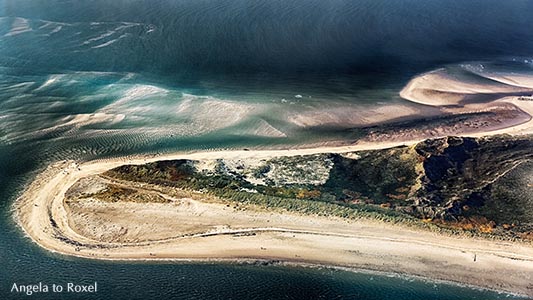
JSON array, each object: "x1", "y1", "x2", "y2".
[{"x1": 13, "y1": 72, "x2": 533, "y2": 297}]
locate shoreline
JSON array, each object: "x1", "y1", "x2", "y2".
[
  {"x1": 12, "y1": 97, "x2": 533, "y2": 297},
  {"x1": 32, "y1": 255, "x2": 528, "y2": 298}
]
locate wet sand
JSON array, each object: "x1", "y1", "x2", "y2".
[
  {"x1": 13, "y1": 110, "x2": 533, "y2": 296},
  {"x1": 12, "y1": 69, "x2": 533, "y2": 296}
]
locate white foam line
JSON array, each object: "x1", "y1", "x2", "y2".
[
  {"x1": 49, "y1": 25, "x2": 63, "y2": 34},
  {"x1": 91, "y1": 34, "x2": 129, "y2": 49},
  {"x1": 4, "y1": 17, "x2": 32, "y2": 37},
  {"x1": 34, "y1": 75, "x2": 65, "y2": 91},
  {"x1": 83, "y1": 30, "x2": 116, "y2": 45}
]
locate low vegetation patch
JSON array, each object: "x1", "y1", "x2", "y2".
[{"x1": 102, "y1": 135, "x2": 533, "y2": 240}]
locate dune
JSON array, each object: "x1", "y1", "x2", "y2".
[
  {"x1": 400, "y1": 68, "x2": 533, "y2": 106},
  {"x1": 482, "y1": 74, "x2": 533, "y2": 89}
]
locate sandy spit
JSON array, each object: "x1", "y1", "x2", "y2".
[{"x1": 12, "y1": 106, "x2": 533, "y2": 296}]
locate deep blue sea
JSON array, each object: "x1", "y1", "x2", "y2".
[{"x1": 1, "y1": 0, "x2": 533, "y2": 299}]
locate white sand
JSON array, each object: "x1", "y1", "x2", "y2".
[
  {"x1": 400, "y1": 68, "x2": 533, "y2": 106},
  {"x1": 13, "y1": 126, "x2": 533, "y2": 296},
  {"x1": 11, "y1": 64, "x2": 533, "y2": 296}
]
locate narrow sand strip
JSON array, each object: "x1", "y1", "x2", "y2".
[
  {"x1": 13, "y1": 105, "x2": 533, "y2": 296},
  {"x1": 10, "y1": 91, "x2": 533, "y2": 296}
]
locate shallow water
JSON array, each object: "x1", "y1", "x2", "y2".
[{"x1": 1, "y1": 0, "x2": 533, "y2": 299}]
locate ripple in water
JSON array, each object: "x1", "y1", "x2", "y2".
[{"x1": 2, "y1": 0, "x2": 533, "y2": 299}]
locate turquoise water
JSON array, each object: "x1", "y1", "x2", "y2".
[{"x1": 1, "y1": 0, "x2": 533, "y2": 299}]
